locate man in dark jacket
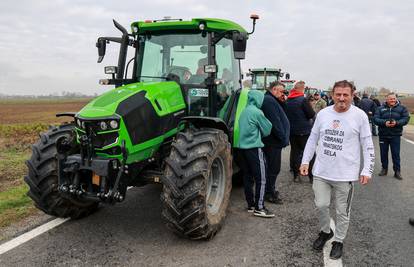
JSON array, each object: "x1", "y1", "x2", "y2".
[
  {"x1": 359, "y1": 93, "x2": 378, "y2": 135},
  {"x1": 261, "y1": 81, "x2": 290, "y2": 204},
  {"x1": 373, "y1": 93, "x2": 410, "y2": 179},
  {"x1": 286, "y1": 81, "x2": 315, "y2": 182}
]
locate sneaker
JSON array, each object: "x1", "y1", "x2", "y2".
[
  {"x1": 329, "y1": 241, "x2": 343, "y2": 260},
  {"x1": 253, "y1": 207, "x2": 275, "y2": 218},
  {"x1": 247, "y1": 206, "x2": 255, "y2": 213},
  {"x1": 378, "y1": 168, "x2": 387, "y2": 176},
  {"x1": 265, "y1": 191, "x2": 283, "y2": 205},
  {"x1": 312, "y1": 229, "x2": 334, "y2": 251},
  {"x1": 394, "y1": 171, "x2": 403, "y2": 180},
  {"x1": 409, "y1": 218, "x2": 414, "y2": 226}
]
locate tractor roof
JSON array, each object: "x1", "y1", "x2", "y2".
[
  {"x1": 250, "y1": 68, "x2": 281, "y2": 73},
  {"x1": 131, "y1": 18, "x2": 247, "y2": 34}
]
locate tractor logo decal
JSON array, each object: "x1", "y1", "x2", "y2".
[{"x1": 190, "y1": 88, "x2": 209, "y2": 97}]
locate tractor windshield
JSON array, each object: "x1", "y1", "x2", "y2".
[
  {"x1": 252, "y1": 72, "x2": 279, "y2": 90},
  {"x1": 136, "y1": 33, "x2": 208, "y2": 84}
]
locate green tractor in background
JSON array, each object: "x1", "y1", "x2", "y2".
[
  {"x1": 248, "y1": 67, "x2": 290, "y2": 90},
  {"x1": 24, "y1": 15, "x2": 260, "y2": 240}
]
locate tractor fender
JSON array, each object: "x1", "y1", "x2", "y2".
[{"x1": 179, "y1": 116, "x2": 230, "y2": 138}]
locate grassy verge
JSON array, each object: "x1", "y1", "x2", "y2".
[
  {"x1": 0, "y1": 147, "x2": 31, "y2": 191},
  {"x1": 0, "y1": 123, "x2": 49, "y2": 229},
  {"x1": 410, "y1": 114, "x2": 414, "y2": 125},
  {"x1": 0, "y1": 184, "x2": 37, "y2": 228}
]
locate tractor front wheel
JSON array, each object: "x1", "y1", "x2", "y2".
[
  {"x1": 161, "y1": 127, "x2": 232, "y2": 240},
  {"x1": 25, "y1": 123, "x2": 98, "y2": 219}
]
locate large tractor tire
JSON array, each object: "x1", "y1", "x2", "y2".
[
  {"x1": 24, "y1": 123, "x2": 98, "y2": 219},
  {"x1": 161, "y1": 128, "x2": 232, "y2": 240}
]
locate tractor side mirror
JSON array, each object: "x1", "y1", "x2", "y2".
[
  {"x1": 104, "y1": 66, "x2": 118, "y2": 74},
  {"x1": 96, "y1": 38, "x2": 107, "y2": 63},
  {"x1": 285, "y1": 73, "x2": 290, "y2": 80},
  {"x1": 233, "y1": 32, "x2": 247, "y2": 59}
]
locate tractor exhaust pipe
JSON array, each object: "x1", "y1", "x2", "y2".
[{"x1": 113, "y1": 19, "x2": 129, "y2": 85}]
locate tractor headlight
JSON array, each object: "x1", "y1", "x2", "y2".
[
  {"x1": 109, "y1": 120, "x2": 119, "y2": 129},
  {"x1": 100, "y1": 121, "x2": 108, "y2": 131},
  {"x1": 76, "y1": 119, "x2": 81, "y2": 127},
  {"x1": 81, "y1": 121, "x2": 86, "y2": 129}
]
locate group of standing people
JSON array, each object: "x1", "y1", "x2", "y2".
[{"x1": 237, "y1": 79, "x2": 411, "y2": 260}]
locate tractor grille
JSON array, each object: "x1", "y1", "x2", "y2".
[
  {"x1": 92, "y1": 132, "x2": 118, "y2": 148},
  {"x1": 76, "y1": 122, "x2": 119, "y2": 149}
]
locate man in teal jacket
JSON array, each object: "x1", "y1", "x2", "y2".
[{"x1": 238, "y1": 90, "x2": 274, "y2": 218}]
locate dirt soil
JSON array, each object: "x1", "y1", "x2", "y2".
[{"x1": 0, "y1": 99, "x2": 90, "y2": 124}]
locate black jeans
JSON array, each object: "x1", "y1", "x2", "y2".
[
  {"x1": 289, "y1": 134, "x2": 314, "y2": 177},
  {"x1": 379, "y1": 136, "x2": 401, "y2": 172},
  {"x1": 239, "y1": 147, "x2": 267, "y2": 210},
  {"x1": 263, "y1": 145, "x2": 282, "y2": 194}
]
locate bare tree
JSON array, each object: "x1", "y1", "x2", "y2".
[
  {"x1": 363, "y1": 86, "x2": 378, "y2": 96},
  {"x1": 379, "y1": 87, "x2": 391, "y2": 96}
]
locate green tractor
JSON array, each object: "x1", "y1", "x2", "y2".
[
  {"x1": 24, "y1": 15, "x2": 260, "y2": 240},
  {"x1": 248, "y1": 67, "x2": 290, "y2": 90}
]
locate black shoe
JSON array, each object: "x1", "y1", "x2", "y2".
[
  {"x1": 253, "y1": 207, "x2": 275, "y2": 218},
  {"x1": 394, "y1": 171, "x2": 403, "y2": 180},
  {"x1": 265, "y1": 191, "x2": 283, "y2": 204},
  {"x1": 312, "y1": 229, "x2": 334, "y2": 251},
  {"x1": 409, "y1": 218, "x2": 414, "y2": 226},
  {"x1": 293, "y1": 175, "x2": 301, "y2": 183},
  {"x1": 378, "y1": 168, "x2": 387, "y2": 176},
  {"x1": 329, "y1": 241, "x2": 343, "y2": 260}
]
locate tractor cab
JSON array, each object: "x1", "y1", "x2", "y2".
[
  {"x1": 96, "y1": 18, "x2": 252, "y2": 119},
  {"x1": 248, "y1": 68, "x2": 290, "y2": 91},
  {"x1": 281, "y1": 79, "x2": 296, "y2": 92}
]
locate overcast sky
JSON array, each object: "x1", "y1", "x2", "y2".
[{"x1": 1, "y1": 0, "x2": 414, "y2": 95}]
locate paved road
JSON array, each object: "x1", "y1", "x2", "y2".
[{"x1": 1, "y1": 136, "x2": 414, "y2": 266}]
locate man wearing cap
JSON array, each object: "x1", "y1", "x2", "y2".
[{"x1": 313, "y1": 92, "x2": 327, "y2": 114}]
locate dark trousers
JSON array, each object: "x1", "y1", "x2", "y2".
[
  {"x1": 263, "y1": 145, "x2": 282, "y2": 194},
  {"x1": 369, "y1": 117, "x2": 377, "y2": 136},
  {"x1": 239, "y1": 147, "x2": 267, "y2": 210},
  {"x1": 289, "y1": 134, "x2": 314, "y2": 177},
  {"x1": 371, "y1": 123, "x2": 377, "y2": 136},
  {"x1": 379, "y1": 136, "x2": 401, "y2": 172}
]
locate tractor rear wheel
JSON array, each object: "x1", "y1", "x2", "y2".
[
  {"x1": 25, "y1": 123, "x2": 98, "y2": 219},
  {"x1": 161, "y1": 127, "x2": 232, "y2": 240}
]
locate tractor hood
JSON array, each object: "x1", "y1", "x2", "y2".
[{"x1": 76, "y1": 81, "x2": 185, "y2": 119}]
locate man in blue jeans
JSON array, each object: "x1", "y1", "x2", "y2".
[{"x1": 373, "y1": 93, "x2": 410, "y2": 179}]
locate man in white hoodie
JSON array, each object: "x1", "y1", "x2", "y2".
[{"x1": 300, "y1": 80, "x2": 375, "y2": 260}]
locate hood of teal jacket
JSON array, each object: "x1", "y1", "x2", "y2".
[
  {"x1": 247, "y1": 90, "x2": 265, "y2": 109},
  {"x1": 237, "y1": 90, "x2": 272, "y2": 149}
]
